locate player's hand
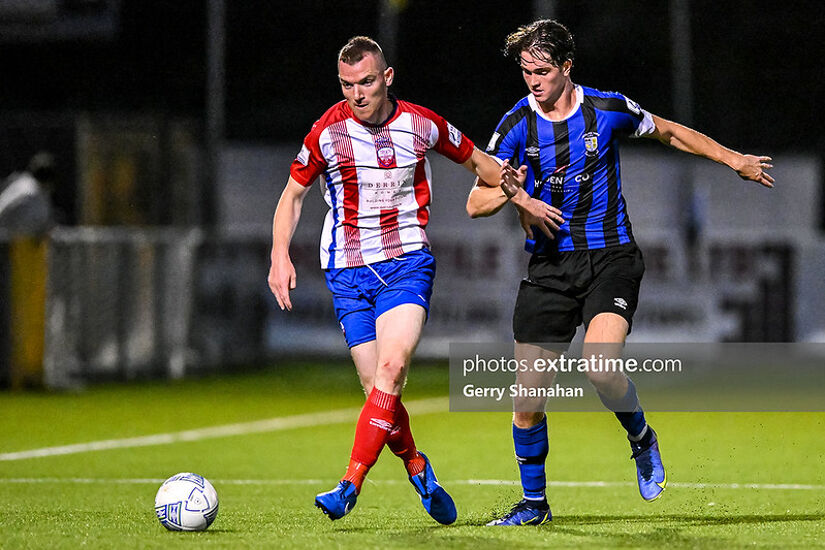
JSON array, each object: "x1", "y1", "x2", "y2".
[
  {"x1": 500, "y1": 160, "x2": 528, "y2": 191},
  {"x1": 517, "y1": 198, "x2": 564, "y2": 239},
  {"x1": 735, "y1": 154, "x2": 774, "y2": 188},
  {"x1": 268, "y1": 254, "x2": 297, "y2": 311},
  {"x1": 517, "y1": 197, "x2": 564, "y2": 239}
]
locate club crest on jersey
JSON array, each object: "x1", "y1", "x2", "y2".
[
  {"x1": 374, "y1": 135, "x2": 396, "y2": 168},
  {"x1": 583, "y1": 132, "x2": 600, "y2": 157}
]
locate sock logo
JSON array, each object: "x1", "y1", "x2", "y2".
[{"x1": 369, "y1": 418, "x2": 394, "y2": 432}]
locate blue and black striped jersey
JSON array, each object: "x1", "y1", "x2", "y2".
[{"x1": 487, "y1": 85, "x2": 655, "y2": 254}]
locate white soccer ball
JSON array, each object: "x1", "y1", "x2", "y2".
[{"x1": 154, "y1": 473, "x2": 219, "y2": 531}]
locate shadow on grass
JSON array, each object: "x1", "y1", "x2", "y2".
[
  {"x1": 557, "y1": 513, "x2": 824, "y2": 527},
  {"x1": 328, "y1": 512, "x2": 823, "y2": 533},
  {"x1": 163, "y1": 528, "x2": 237, "y2": 534},
  {"x1": 333, "y1": 513, "x2": 825, "y2": 549},
  {"x1": 542, "y1": 513, "x2": 823, "y2": 548},
  {"x1": 298, "y1": 511, "x2": 825, "y2": 550}
]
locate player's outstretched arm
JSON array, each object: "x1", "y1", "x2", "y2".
[
  {"x1": 648, "y1": 115, "x2": 775, "y2": 188},
  {"x1": 462, "y1": 148, "x2": 522, "y2": 215},
  {"x1": 466, "y1": 159, "x2": 564, "y2": 238},
  {"x1": 461, "y1": 147, "x2": 509, "y2": 188},
  {"x1": 466, "y1": 178, "x2": 512, "y2": 218},
  {"x1": 268, "y1": 177, "x2": 311, "y2": 311}
]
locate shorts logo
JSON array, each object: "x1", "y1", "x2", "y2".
[
  {"x1": 296, "y1": 144, "x2": 310, "y2": 165},
  {"x1": 447, "y1": 122, "x2": 463, "y2": 147},
  {"x1": 614, "y1": 297, "x2": 628, "y2": 310},
  {"x1": 584, "y1": 132, "x2": 600, "y2": 157},
  {"x1": 374, "y1": 135, "x2": 396, "y2": 168}
]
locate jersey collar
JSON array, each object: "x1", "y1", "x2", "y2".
[
  {"x1": 528, "y1": 85, "x2": 583, "y2": 123},
  {"x1": 348, "y1": 95, "x2": 401, "y2": 128}
]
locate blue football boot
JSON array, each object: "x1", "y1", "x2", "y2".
[
  {"x1": 486, "y1": 498, "x2": 552, "y2": 526},
  {"x1": 630, "y1": 427, "x2": 667, "y2": 501},
  {"x1": 408, "y1": 451, "x2": 457, "y2": 525},
  {"x1": 314, "y1": 480, "x2": 358, "y2": 520}
]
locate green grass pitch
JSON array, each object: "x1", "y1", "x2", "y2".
[{"x1": 1, "y1": 363, "x2": 824, "y2": 549}]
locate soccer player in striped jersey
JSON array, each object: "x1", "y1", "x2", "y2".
[
  {"x1": 268, "y1": 36, "x2": 552, "y2": 524},
  {"x1": 468, "y1": 19, "x2": 774, "y2": 526}
]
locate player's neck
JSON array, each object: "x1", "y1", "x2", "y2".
[
  {"x1": 536, "y1": 81, "x2": 577, "y2": 121},
  {"x1": 357, "y1": 97, "x2": 396, "y2": 126}
]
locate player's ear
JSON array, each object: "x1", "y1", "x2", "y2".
[
  {"x1": 562, "y1": 60, "x2": 572, "y2": 76},
  {"x1": 384, "y1": 66, "x2": 394, "y2": 86}
]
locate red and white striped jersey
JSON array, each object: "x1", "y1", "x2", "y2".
[{"x1": 290, "y1": 98, "x2": 474, "y2": 269}]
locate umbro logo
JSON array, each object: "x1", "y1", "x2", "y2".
[
  {"x1": 369, "y1": 418, "x2": 394, "y2": 432},
  {"x1": 614, "y1": 297, "x2": 628, "y2": 310},
  {"x1": 525, "y1": 146, "x2": 540, "y2": 158}
]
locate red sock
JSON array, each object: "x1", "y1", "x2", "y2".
[
  {"x1": 386, "y1": 402, "x2": 426, "y2": 476},
  {"x1": 342, "y1": 388, "x2": 399, "y2": 492}
]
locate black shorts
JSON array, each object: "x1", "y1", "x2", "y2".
[{"x1": 513, "y1": 243, "x2": 645, "y2": 343}]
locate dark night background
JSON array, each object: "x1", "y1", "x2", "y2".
[
  {"x1": 1, "y1": 1, "x2": 822, "y2": 147},
  {"x1": 0, "y1": 0, "x2": 822, "y2": 191}
]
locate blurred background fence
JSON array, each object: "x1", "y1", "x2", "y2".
[
  {"x1": 1, "y1": 0, "x2": 823, "y2": 389},
  {"x1": 1, "y1": 149, "x2": 822, "y2": 389}
]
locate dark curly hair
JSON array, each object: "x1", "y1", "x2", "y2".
[{"x1": 504, "y1": 19, "x2": 575, "y2": 67}]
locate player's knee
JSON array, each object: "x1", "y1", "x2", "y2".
[
  {"x1": 376, "y1": 357, "x2": 407, "y2": 388},
  {"x1": 586, "y1": 369, "x2": 625, "y2": 395}
]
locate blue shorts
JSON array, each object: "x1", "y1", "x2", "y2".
[{"x1": 324, "y1": 248, "x2": 436, "y2": 348}]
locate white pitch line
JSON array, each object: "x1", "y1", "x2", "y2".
[
  {"x1": 0, "y1": 397, "x2": 448, "y2": 462},
  {"x1": 0, "y1": 478, "x2": 823, "y2": 491}
]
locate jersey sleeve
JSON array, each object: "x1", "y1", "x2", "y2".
[
  {"x1": 486, "y1": 112, "x2": 524, "y2": 166},
  {"x1": 416, "y1": 106, "x2": 474, "y2": 163},
  {"x1": 289, "y1": 122, "x2": 327, "y2": 186},
  {"x1": 613, "y1": 93, "x2": 656, "y2": 138}
]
